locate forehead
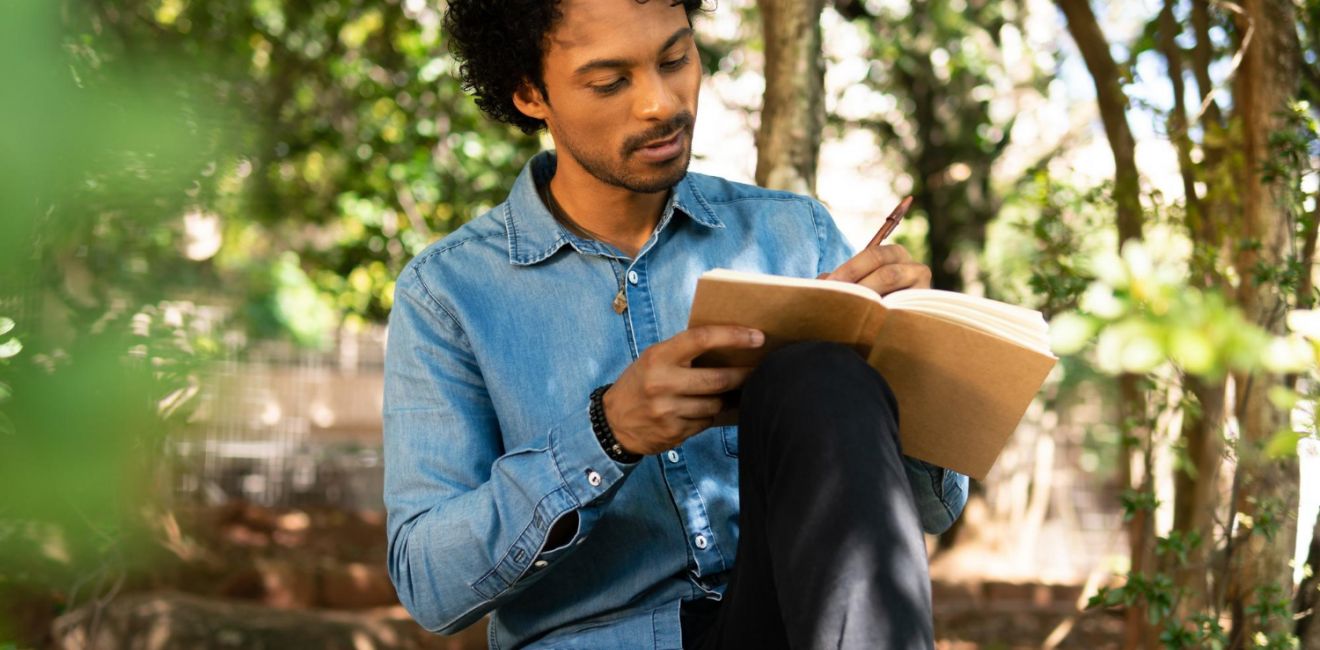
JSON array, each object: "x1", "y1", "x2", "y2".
[{"x1": 545, "y1": 0, "x2": 692, "y2": 69}]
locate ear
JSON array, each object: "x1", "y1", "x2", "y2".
[{"x1": 512, "y1": 80, "x2": 550, "y2": 122}]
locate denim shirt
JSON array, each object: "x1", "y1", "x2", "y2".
[{"x1": 383, "y1": 152, "x2": 969, "y2": 649}]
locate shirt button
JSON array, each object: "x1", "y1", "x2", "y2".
[
  {"x1": 586, "y1": 470, "x2": 602, "y2": 487},
  {"x1": 667, "y1": 450, "x2": 680, "y2": 463},
  {"x1": 627, "y1": 270, "x2": 639, "y2": 285},
  {"x1": 533, "y1": 559, "x2": 549, "y2": 568},
  {"x1": 694, "y1": 534, "x2": 708, "y2": 550}
]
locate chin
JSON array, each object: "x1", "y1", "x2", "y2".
[{"x1": 633, "y1": 155, "x2": 691, "y2": 191}]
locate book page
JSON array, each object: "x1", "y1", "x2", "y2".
[
  {"x1": 880, "y1": 290, "x2": 1052, "y2": 356},
  {"x1": 698, "y1": 268, "x2": 884, "y2": 306},
  {"x1": 700, "y1": 269, "x2": 1053, "y2": 357}
]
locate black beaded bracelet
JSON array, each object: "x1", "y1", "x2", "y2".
[{"x1": 589, "y1": 384, "x2": 642, "y2": 464}]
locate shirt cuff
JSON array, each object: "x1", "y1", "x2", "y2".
[
  {"x1": 902, "y1": 456, "x2": 969, "y2": 535},
  {"x1": 549, "y1": 399, "x2": 640, "y2": 509}
]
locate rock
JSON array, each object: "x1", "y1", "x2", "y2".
[{"x1": 51, "y1": 591, "x2": 487, "y2": 650}]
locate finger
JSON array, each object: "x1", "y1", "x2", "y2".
[
  {"x1": 856, "y1": 262, "x2": 932, "y2": 296},
  {"x1": 661, "y1": 326, "x2": 765, "y2": 365},
  {"x1": 825, "y1": 244, "x2": 912, "y2": 283},
  {"x1": 670, "y1": 366, "x2": 754, "y2": 396},
  {"x1": 676, "y1": 417, "x2": 717, "y2": 442},
  {"x1": 671, "y1": 396, "x2": 725, "y2": 419}
]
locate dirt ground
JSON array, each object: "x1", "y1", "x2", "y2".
[{"x1": 8, "y1": 502, "x2": 1124, "y2": 649}]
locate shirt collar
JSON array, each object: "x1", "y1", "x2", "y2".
[{"x1": 504, "y1": 151, "x2": 724, "y2": 266}]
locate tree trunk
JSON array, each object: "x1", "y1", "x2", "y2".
[
  {"x1": 1225, "y1": 0, "x2": 1302, "y2": 643},
  {"x1": 755, "y1": 0, "x2": 827, "y2": 195},
  {"x1": 1157, "y1": 0, "x2": 1232, "y2": 619},
  {"x1": 1054, "y1": 0, "x2": 1142, "y2": 246},
  {"x1": 1156, "y1": 0, "x2": 1200, "y2": 225},
  {"x1": 1054, "y1": 1, "x2": 1151, "y2": 645},
  {"x1": 1170, "y1": 375, "x2": 1226, "y2": 616},
  {"x1": 1116, "y1": 376, "x2": 1157, "y2": 650}
]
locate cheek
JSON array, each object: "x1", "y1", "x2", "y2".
[
  {"x1": 680, "y1": 67, "x2": 702, "y2": 107},
  {"x1": 555, "y1": 107, "x2": 625, "y2": 152}
]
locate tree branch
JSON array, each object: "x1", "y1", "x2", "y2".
[{"x1": 1055, "y1": 0, "x2": 1143, "y2": 244}]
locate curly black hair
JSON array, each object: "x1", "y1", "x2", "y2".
[{"x1": 444, "y1": 0, "x2": 708, "y2": 134}]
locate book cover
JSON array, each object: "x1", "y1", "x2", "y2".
[{"x1": 688, "y1": 269, "x2": 1057, "y2": 480}]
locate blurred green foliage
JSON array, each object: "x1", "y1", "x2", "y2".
[
  {"x1": 0, "y1": 0, "x2": 234, "y2": 635},
  {"x1": 830, "y1": 0, "x2": 1049, "y2": 291},
  {"x1": 0, "y1": 0, "x2": 538, "y2": 637},
  {"x1": 1050, "y1": 241, "x2": 1311, "y2": 378},
  {"x1": 8, "y1": 0, "x2": 541, "y2": 346},
  {"x1": 147, "y1": 0, "x2": 542, "y2": 334}
]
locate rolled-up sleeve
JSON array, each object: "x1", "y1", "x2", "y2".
[{"x1": 383, "y1": 266, "x2": 636, "y2": 634}]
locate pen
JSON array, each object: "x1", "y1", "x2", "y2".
[
  {"x1": 819, "y1": 196, "x2": 914, "y2": 280},
  {"x1": 865, "y1": 196, "x2": 914, "y2": 249}
]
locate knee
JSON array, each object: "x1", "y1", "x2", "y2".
[
  {"x1": 744, "y1": 341, "x2": 897, "y2": 417},
  {"x1": 759, "y1": 340, "x2": 856, "y2": 377}
]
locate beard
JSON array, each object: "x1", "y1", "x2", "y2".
[{"x1": 554, "y1": 112, "x2": 695, "y2": 194}]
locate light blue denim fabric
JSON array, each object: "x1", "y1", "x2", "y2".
[{"x1": 383, "y1": 151, "x2": 969, "y2": 649}]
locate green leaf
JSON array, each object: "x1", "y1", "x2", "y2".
[
  {"x1": 1264, "y1": 429, "x2": 1304, "y2": 460},
  {"x1": 1049, "y1": 312, "x2": 1095, "y2": 355},
  {"x1": 0, "y1": 317, "x2": 13, "y2": 336},
  {"x1": 0, "y1": 338, "x2": 21, "y2": 359},
  {"x1": 1267, "y1": 385, "x2": 1300, "y2": 411}
]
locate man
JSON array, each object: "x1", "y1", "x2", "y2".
[{"x1": 383, "y1": 1, "x2": 969, "y2": 648}]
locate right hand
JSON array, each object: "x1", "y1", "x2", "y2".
[{"x1": 603, "y1": 326, "x2": 765, "y2": 456}]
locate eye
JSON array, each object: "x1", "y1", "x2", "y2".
[
  {"x1": 660, "y1": 54, "x2": 690, "y2": 71},
  {"x1": 591, "y1": 78, "x2": 627, "y2": 96}
]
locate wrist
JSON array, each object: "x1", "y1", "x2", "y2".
[
  {"x1": 600, "y1": 388, "x2": 639, "y2": 453},
  {"x1": 590, "y1": 384, "x2": 642, "y2": 464}
]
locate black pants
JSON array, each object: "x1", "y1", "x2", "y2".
[{"x1": 681, "y1": 341, "x2": 934, "y2": 650}]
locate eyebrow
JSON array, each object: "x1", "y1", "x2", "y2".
[{"x1": 572, "y1": 27, "x2": 695, "y2": 77}]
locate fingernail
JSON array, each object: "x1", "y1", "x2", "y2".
[{"x1": 750, "y1": 330, "x2": 765, "y2": 347}]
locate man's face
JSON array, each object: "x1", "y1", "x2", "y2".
[{"x1": 518, "y1": 0, "x2": 701, "y2": 194}]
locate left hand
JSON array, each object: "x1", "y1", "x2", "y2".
[{"x1": 818, "y1": 244, "x2": 932, "y2": 296}]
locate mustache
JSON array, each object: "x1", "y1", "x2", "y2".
[{"x1": 624, "y1": 112, "x2": 695, "y2": 153}]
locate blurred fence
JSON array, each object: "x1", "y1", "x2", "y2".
[
  {"x1": 163, "y1": 317, "x2": 1140, "y2": 586},
  {"x1": 172, "y1": 326, "x2": 388, "y2": 512}
]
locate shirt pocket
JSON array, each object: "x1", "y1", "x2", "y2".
[{"x1": 718, "y1": 425, "x2": 739, "y2": 458}]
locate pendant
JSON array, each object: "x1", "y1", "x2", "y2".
[{"x1": 612, "y1": 287, "x2": 628, "y2": 314}]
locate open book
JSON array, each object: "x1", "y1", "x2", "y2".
[{"x1": 688, "y1": 269, "x2": 1057, "y2": 480}]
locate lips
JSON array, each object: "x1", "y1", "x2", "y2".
[
  {"x1": 641, "y1": 131, "x2": 681, "y2": 149},
  {"x1": 633, "y1": 130, "x2": 686, "y2": 163}
]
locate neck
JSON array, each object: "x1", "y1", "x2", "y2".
[{"x1": 548, "y1": 154, "x2": 670, "y2": 259}]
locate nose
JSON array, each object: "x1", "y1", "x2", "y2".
[{"x1": 632, "y1": 70, "x2": 680, "y2": 123}]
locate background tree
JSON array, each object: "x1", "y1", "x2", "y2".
[
  {"x1": 1053, "y1": 0, "x2": 1319, "y2": 645},
  {"x1": 755, "y1": 0, "x2": 828, "y2": 194},
  {"x1": 831, "y1": 0, "x2": 1035, "y2": 292},
  {"x1": 1053, "y1": 0, "x2": 1154, "y2": 644},
  {"x1": 59, "y1": 0, "x2": 542, "y2": 344}
]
